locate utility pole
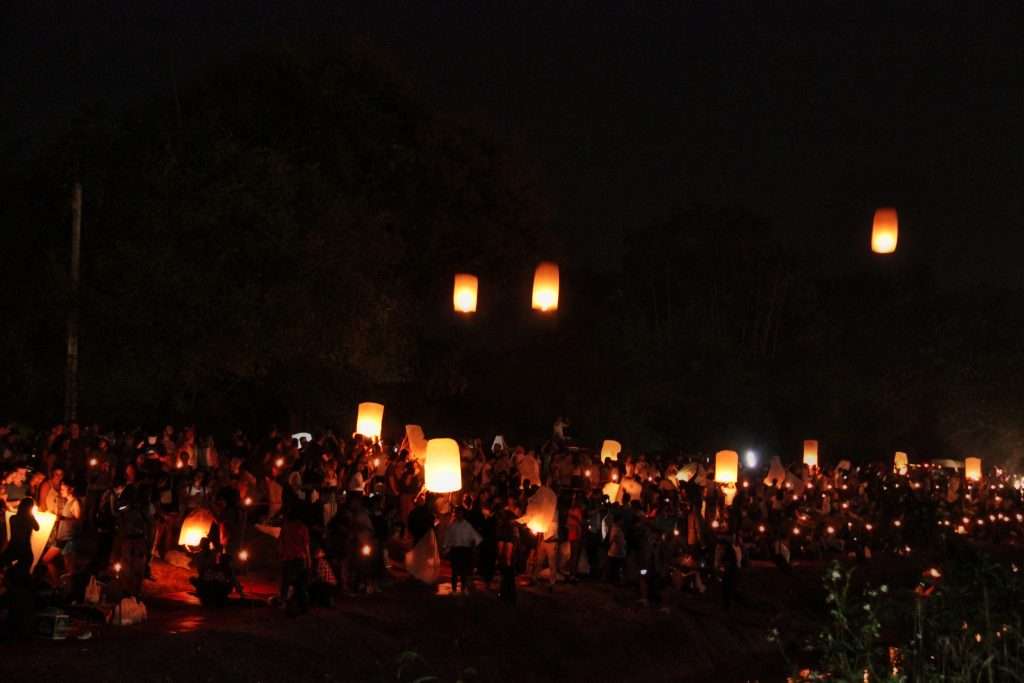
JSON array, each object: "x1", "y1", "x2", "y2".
[{"x1": 64, "y1": 182, "x2": 82, "y2": 423}]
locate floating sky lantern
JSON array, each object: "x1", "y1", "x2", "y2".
[
  {"x1": 424, "y1": 438, "x2": 462, "y2": 493},
  {"x1": 4, "y1": 507, "x2": 57, "y2": 571},
  {"x1": 894, "y1": 451, "x2": 909, "y2": 475},
  {"x1": 355, "y1": 402, "x2": 384, "y2": 440},
  {"x1": 715, "y1": 450, "x2": 739, "y2": 484},
  {"x1": 531, "y1": 261, "x2": 559, "y2": 312},
  {"x1": 178, "y1": 507, "x2": 216, "y2": 549},
  {"x1": 871, "y1": 207, "x2": 899, "y2": 254},
  {"x1": 802, "y1": 440, "x2": 819, "y2": 469},
  {"x1": 965, "y1": 457, "x2": 982, "y2": 482},
  {"x1": 452, "y1": 273, "x2": 478, "y2": 313},
  {"x1": 600, "y1": 439, "x2": 622, "y2": 461}
]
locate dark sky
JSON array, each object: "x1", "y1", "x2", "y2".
[{"x1": 4, "y1": 2, "x2": 1022, "y2": 285}]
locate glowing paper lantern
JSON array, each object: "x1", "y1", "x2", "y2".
[
  {"x1": 4, "y1": 508, "x2": 57, "y2": 571},
  {"x1": 178, "y1": 507, "x2": 216, "y2": 548},
  {"x1": 714, "y1": 450, "x2": 739, "y2": 484},
  {"x1": 453, "y1": 273, "x2": 478, "y2": 313},
  {"x1": 424, "y1": 438, "x2": 462, "y2": 493},
  {"x1": 518, "y1": 486, "x2": 558, "y2": 537},
  {"x1": 871, "y1": 207, "x2": 899, "y2": 254},
  {"x1": 894, "y1": 451, "x2": 909, "y2": 475},
  {"x1": 600, "y1": 439, "x2": 622, "y2": 461},
  {"x1": 965, "y1": 457, "x2": 982, "y2": 482},
  {"x1": 531, "y1": 261, "x2": 560, "y2": 312},
  {"x1": 405, "y1": 424, "x2": 428, "y2": 462},
  {"x1": 602, "y1": 481, "x2": 621, "y2": 502},
  {"x1": 801, "y1": 440, "x2": 819, "y2": 468},
  {"x1": 355, "y1": 402, "x2": 384, "y2": 440}
]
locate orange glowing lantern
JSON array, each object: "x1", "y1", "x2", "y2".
[
  {"x1": 600, "y1": 439, "x2": 622, "y2": 461},
  {"x1": 871, "y1": 207, "x2": 899, "y2": 254},
  {"x1": 453, "y1": 273, "x2": 478, "y2": 313},
  {"x1": 715, "y1": 450, "x2": 739, "y2": 484},
  {"x1": 178, "y1": 508, "x2": 216, "y2": 549},
  {"x1": 894, "y1": 452, "x2": 909, "y2": 475},
  {"x1": 802, "y1": 440, "x2": 819, "y2": 469},
  {"x1": 355, "y1": 402, "x2": 384, "y2": 440},
  {"x1": 531, "y1": 261, "x2": 559, "y2": 312},
  {"x1": 965, "y1": 457, "x2": 982, "y2": 482},
  {"x1": 424, "y1": 438, "x2": 462, "y2": 493}
]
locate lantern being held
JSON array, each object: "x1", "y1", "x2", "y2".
[
  {"x1": 802, "y1": 440, "x2": 819, "y2": 469},
  {"x1": 871, "y1": 207, "x2": 899, "y2": 254},
  {"x1": 714, "y1": 450, "x2": 739, "y2": 484},
  {"x1": 453, "y1": 273, "x2": 478, "y2": 314},
  {"x1": 965, "y1": 457, "x2": 982, "y2": 482},
  {"x1": 531, "y1": 261, "x2": 559, "y2": 312},
  {"x1": 600, "y1": 439, "x2": 622, "y2": 462},
  {"x1": 178, "y1": 507, "x2": 216, "y2": 549},
  {"x1": 355, "y1": 402, "x2": 384, "y2": 440},
  {"x1": 894, "y1": 451, "x2": 909, "y2": 475},
  {"x1": 715, "y1": 450, "x2": 739, "y2": 506},
  {"x1": 424, "y1": 438, "x2": 462, "y2": 493}
]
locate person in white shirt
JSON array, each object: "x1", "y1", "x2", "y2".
[{"x1": 443, "y1": 507, "x2": 482, "y2": 595}]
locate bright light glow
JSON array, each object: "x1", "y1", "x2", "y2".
[
  {"x1": 965, "y1": 457, "x2": 982, "y2": 482},
  {"x1": 178, "y1": 508, "x2": 216, "y2": 548},
  {"x1": 600, "y1": 440, "x2": 622, "y2": 461},
  {"x1": 802, "y1": 440, "x2": 818, "y2": 468},
  {"x1": 424, "y1": 438, "x2": 462, "y2": 493},
  {"x1": 744, "y1": 450, "x2": 758, "y2": 468},
  {"x1": 531, "y1": 261, "x2": 560, "y2": 312},
  {"x1": 453, "y1": 273, "x2": 478, "y2": 313},
  {"x1": 4, "y1": 507, "x2": 58, "y2": 571},
  {"x1": 356, "y1": 402, "x2": 385, "y2": 440},
  {"x1": 714, "y1": 450, "x2": 739, "y2": 484},
  {"x1": 238, "y1": 550, "x2": 249, "y2": 562},
  {"x1": 871, "y1": 207, "x2": 899, "y2": 254},
  {"x1": 361, "y1": 544, "x2": 372, "y2": 557}
]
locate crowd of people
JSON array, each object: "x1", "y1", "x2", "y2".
[{"x1": 1, "y1": 419, "x2": 1022, "y2": 631}]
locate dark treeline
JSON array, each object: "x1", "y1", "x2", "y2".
[{"x1": 2, "y1": 47, "x2": 1022, "y2": 463}]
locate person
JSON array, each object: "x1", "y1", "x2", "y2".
[
  {"x1": 564, "y1": 495, "x2": 584, "y2": 581},
  {"x1": 40, "y1": 482, "x2": 81, "y2": 588},
  {"x1": 606, "y1": 513, "x2": 627, "y2": 584},
  {"x1": 190, "y1": 537, "x2": 244, "y2": 607},
  {"x1": 279, "y1": 508, "x2": 311, "y2": 614},
  {"x1": 1, "y1": 497, "x2": 38, "y2": 637},
  {"x1": 1, "y1": 497, "x2": 38, "y2": 575},
  {"x1": 443, "y1": 506, "x2": 482, "y2": 595}
]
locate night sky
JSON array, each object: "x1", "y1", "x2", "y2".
[{"x1": 4, "y1": 2, "x2": 1022, "y2": 285}]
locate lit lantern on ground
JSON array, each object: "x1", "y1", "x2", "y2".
[
  {"x1": 871, "y1": 207, "x2": 899, "y2": 254},
  {"x1": 424, "y1": 438, "x2": 462, "y2": 493},
  {"x1": 453, "y1": 273, "x2": 478, "y2": 313},
  {"x1": 355, "y1": 402, "x2": 384, "y2": 440},
  {"x1": 4, "y1": 508, "x2": 57, "y2": 571},
  {"x1": 965, "y1": 457, "x2": 982, "y2": 482},
  {"x1": 802, "y1": 440, "x2": 819, "y2": 469},
  {"x1": 600, "y1": 439, "x2": 622, "y2": 461},
  {"x1": 894, "y1": 451, "x2": 909, "y2": 475},
  {"x1": 715, "y1": 450, "x2": 739, "y2": 506},
  {"x1": 531, "y1": 261, "x2": 559, "y2": 312},
  {"x1": 178, "y1": 507, "x2": 216, "y2": 549}
]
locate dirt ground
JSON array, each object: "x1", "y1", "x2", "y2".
[{"x1": 0, "y1": 553, "x2": 834, "y2": 683}]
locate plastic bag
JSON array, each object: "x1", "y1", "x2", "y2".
[
  {"x1": 84, "y1": 575, "x2": 102, "y2": 604},
  {"x1": 112, "y1": 597, "x2": 148, "y2": 625}
]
